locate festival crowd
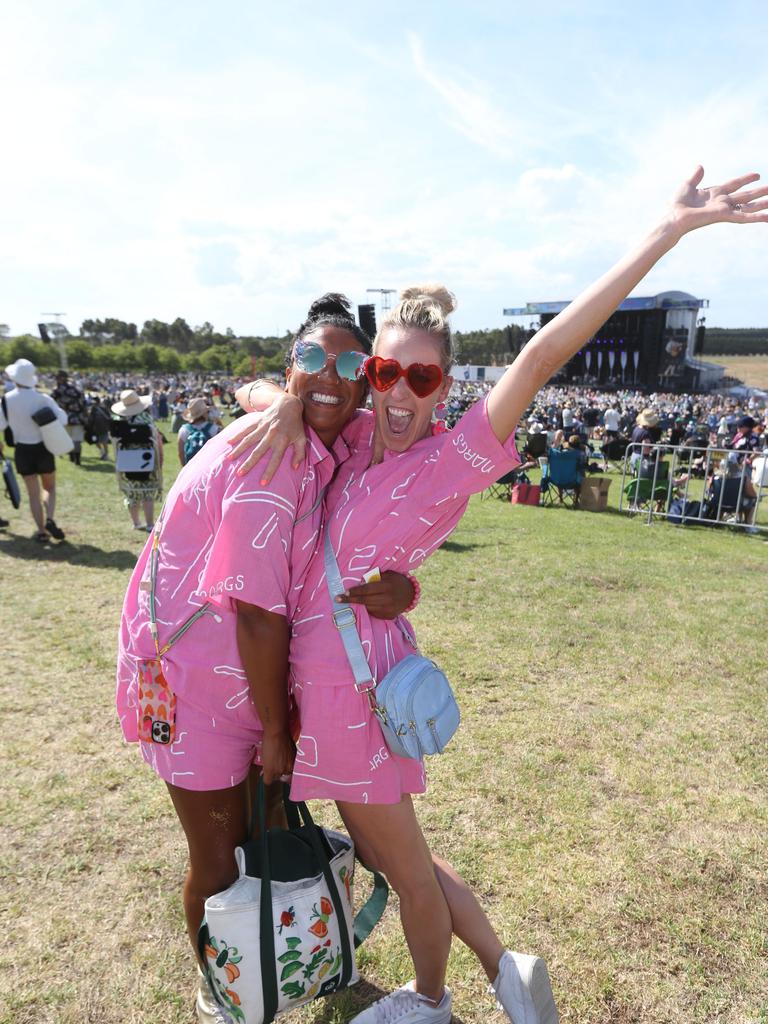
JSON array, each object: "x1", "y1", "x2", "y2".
[{"x1": 2, "y1": 361, "x2": 767, "y2": 542}]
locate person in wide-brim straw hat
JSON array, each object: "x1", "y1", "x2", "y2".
[
  {"x1": 111, "y1": 389, "x2": 153, "y2": 418},
  {"x1": 183, "y1": 397, "x2": 209, "y2": 423},
  {"x1": 108, "y1": 390, "x2": 163, "y2": 532},
  {"x1": 636, "y1": 407, "x2": 659, "y2": 428}
]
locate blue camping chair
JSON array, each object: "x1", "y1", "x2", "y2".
[{"x1": 540, "y1": 448, "x2": 583, "y2": 508}]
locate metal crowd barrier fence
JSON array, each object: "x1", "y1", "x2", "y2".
[{"x1": 618, "y1": 442, "x2": 766, "y2": 534}]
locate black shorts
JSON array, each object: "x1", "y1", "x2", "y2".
[{"x1": 15, "y1": 442, "x2": 55, "y2": 477}]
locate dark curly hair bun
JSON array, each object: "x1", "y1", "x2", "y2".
[
  {"x1": 286, "y1": 291, "x2": 373, "y2": 369},
  {"x1": 307, "y1": 293, "x2": 354, "y2": 323}
]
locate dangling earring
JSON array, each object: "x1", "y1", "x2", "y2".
[{"x1": 433, "y1": 402, "x2": 448, "y2": 434}]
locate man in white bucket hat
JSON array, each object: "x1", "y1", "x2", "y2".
[{"x1": 0, "y1": 359, "x2": 68, "y2": 542}]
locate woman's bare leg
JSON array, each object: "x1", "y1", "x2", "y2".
[
  {"x1": 166, "y1": 766, "x2": 285, "y2": 956},
  {"x1": 431, "y1": 855, "x2": 504, "y2": 980},
  {"x1": 22, "y1": 475, "x2": 46, "y2": 532},
  {"x1": 41, "y1": 471, "x2": 56, "y2": 520},
  {"x1": 166, "y1": 778, "x2": 252, "y2": 955},
  {"x1": 338, "y1": 796, "x2": 451, "y2": 1003}
]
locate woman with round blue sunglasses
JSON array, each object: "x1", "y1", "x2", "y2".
[{"x1": 293, "y1": 340, "x2": 368, "y2": 381}]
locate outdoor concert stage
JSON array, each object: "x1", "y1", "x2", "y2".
[{"x1": 504, "y1": 290, "x2": 725, "y2": 392}]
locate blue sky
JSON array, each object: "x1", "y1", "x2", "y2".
[{"x1": 2, "y1": 0, "x2": 767, "y2": 338}]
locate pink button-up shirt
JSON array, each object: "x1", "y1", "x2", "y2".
[{"x1": 290, "y1": 397, "x2": 520, "y2": 693}]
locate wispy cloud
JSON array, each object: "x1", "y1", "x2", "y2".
[{"x1": 407, "y1": 32, "x2": 522, "y2": 160}]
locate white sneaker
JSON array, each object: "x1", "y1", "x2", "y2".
[
  {"x1": 350, "y1": 981, "x2": 452, "y2": 1024},
  {"x1": 490, "y1": 951, "x2": 559, "y2": 1024},
  {"x1": 196, "y1": 969, "x2": 234, "y2": 1024}
]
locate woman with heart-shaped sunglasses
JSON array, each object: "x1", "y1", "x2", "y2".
[{"x1": 233, "y1": 167, "x2": 768, "y2": 1024}]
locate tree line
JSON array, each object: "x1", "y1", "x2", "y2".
[
  {"x1": 0, "y1": 317, "x2": 533, "y2": 375},
  {"x1": 700, "y1": 328, "x2": 768, "y2": 356},
  {"x1": 0, "y1": 315, "x2": 764, "y2": 376}
]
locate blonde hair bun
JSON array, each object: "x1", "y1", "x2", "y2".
[{"x1": 399, "y1": 283, "x2": 456, "y2": 317}]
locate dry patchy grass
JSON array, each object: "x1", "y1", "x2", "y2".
[
  {"x1": 709, "y1": 354, "x2": 768, "y2": 389},
  {"x1": 1, "y1": 441, "x2": 766, "y2": 1024}
]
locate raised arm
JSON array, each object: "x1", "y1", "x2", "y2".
[{"x1": 487, "y1": 167, "x2": 768, "y2": 443}]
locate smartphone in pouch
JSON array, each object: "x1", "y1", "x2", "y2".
[{"x1": 137, "y1": 658, "x2": 177, "y2": 745}]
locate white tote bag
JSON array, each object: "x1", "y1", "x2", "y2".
[
  {"x1": 198, "y1": 783, "x2": 387, "y2": 1024},
  {"x1": 30, "y1": 405, "x2": 74, "y2": 456}
]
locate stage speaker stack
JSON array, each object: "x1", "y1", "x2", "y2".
[{"x1": 358, "y1": 304, "x2": 377, "y2": 340}]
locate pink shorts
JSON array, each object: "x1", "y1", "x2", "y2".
[
  {"x1": 138, "y1": 692, "x2": 264, "y2": 792},
  {"x1": 289, "y1": 682, "x2": 426, "y2": 805}
]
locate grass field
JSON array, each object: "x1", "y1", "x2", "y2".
[
  {"x1": 710, "y1": 354, "x2": 768, "y2": 389},
  {"x1": 1, "y1": 434, "x2": 766, "y2": 1024}
]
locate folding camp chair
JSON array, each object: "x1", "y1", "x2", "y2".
[
  {"x1": 482, "y1": 468, "x2": 519, "y2": 500},
  {"x1": 623, "y1": 459, "x2": 671, "y2": 512},
  {"x1": 540, "y1": 448, "x2": 583, "y2": 507},
  {"x1": 600, "y1": 435, "x2": 629, "y2": 472},
  {"x1": 704, "y1": 475, "x2": 754, "y2": 523}
]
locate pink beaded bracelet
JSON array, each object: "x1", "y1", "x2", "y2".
[{"x1": 403, "y1": 574, "x2": 421, "y2": 613}]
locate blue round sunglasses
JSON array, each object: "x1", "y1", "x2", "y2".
[{"x1": 293, "y1": 341, "x2": 366, "y2": 381}]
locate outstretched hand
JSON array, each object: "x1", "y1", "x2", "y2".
[{"x1": 671, "y1": 166, "x2": 768, "y2": 233}]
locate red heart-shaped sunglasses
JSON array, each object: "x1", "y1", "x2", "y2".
[{"x1": 364, "y1": 356, "x2": 444, "y2": 398}]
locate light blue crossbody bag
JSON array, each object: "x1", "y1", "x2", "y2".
[{"x1": 324, "y1": 532, "x2": 460, "y2": 760}]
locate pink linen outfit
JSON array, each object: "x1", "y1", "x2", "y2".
[
  {"x1": 116, "y1": 414, "x2": 360, "y2": 791},
  {"x1": 289, "y1": 397, "x2": 520, "y2": 804}
]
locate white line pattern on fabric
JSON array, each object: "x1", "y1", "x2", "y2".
[
  {"x1": 214, "y1": 665, "x2": 248, "y2": 679},
  {"x1": 349, "y1": 544, "x2": 377, "y2": 572},
  {"x1": 251, "y1": 512, "x2": 279, "y2": 549},
  {"x1": 225, "y1": 687, "x2": 250, "y2": 710},
  {"x1": 170, "y1": 731, "x2": 188, "y2": 755},
  {"x1": 295, "y1": 735, "x2": 318, "y2": 767},
  {"x1": 168, "y1": 534, "x2": 213, "y2": 600},
  {"x1": 391, "y1": 474, "x2": 416, "y2": 500},
  {"x1": 231, "y1": 486, "x2": 295, "y2": 514},
  {"x1": 292, "y1": 614, "x2": 324, "y2": 628},
  {"x1": 292, "y1": 770, "x2": 371, "y2": 786}
]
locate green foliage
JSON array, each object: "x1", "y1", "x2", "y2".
[
  {"x1": 702, "y1": 328, "x2": 768, "y2": 355},
  {"x1": 80, "y1": 318, "x2": 137, "y2": 343},
  {"x1": 198, "y1": 344, "x2": 236, "y2": 372},
  {"x1": 454, "y1": 325, "x2": 528, "y2": 365},
  {"x1": 168, "y1": 317, "x2": 194, "y2": 352},
  {"x1": 3, "y1": 336, "x2": 60, "y2": 368},
  {"x1": 141, "y1": 319, "x2": 171, "y2": 346},
  {"x1": 135, "y1": 343, "x2": 162, "y2": 371},
  {"x1": 96, "y1": 343, "x2": 141, "y2": 370},
  {"x1": 65, "y1": 339, "x2": 98, "y2": 370},
  {"x1": 183, "y1": 351, "x2": 203, "y2": 372}
]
